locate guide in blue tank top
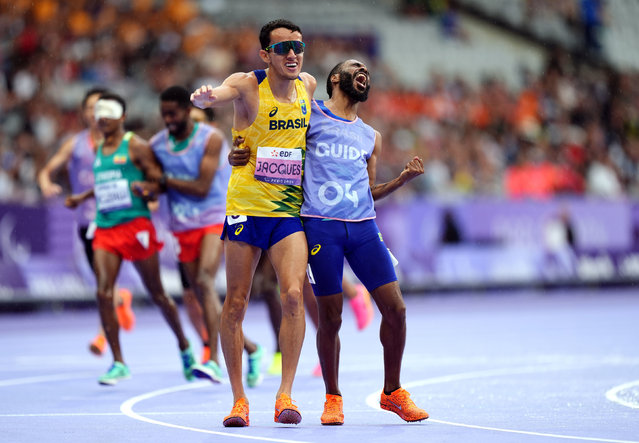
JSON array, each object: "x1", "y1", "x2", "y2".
[
  {"x1": 301, "y1": 99, "x2": 376, "y2": 221},
  {"x1": 299, "y1": 59, "x2": 429, "y2": 425},
  {"x1": 150, "y1": 121, "x2": 230, "y2": 233},
  {"x1": 145, "y1": 85, "x2": 261, "y2": 384}
]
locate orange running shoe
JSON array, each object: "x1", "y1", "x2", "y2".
[
  {"x1": 321, "y1": 394, "x2": 344, "y2": 425},
  {"x1": 274, "y1": 393, "x2": 302, "y2": 424},
  {"x1": 115, "y1": 288, "x2": 135, "y2": 331},
  {"x1": 380, "y1": 388, "x2": 429, "y2": 422},
  {"x1": 223, "y1": 398, "x2": 249, "y2": 427},
  {"x1": 350, "y1": 284, "x2": 373, "y2": 330},
  {"x1": 201, "y1": 345, "x2": 210, "y2": 364},
  {"x1": 89, "y1": 334, "x2": 106, "y2": 356}
]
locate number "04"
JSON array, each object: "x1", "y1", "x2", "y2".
[{"x1": 318, "y1": 181, "x2": 358, "y2": 208}]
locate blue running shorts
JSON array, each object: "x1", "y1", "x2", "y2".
[
  {"x1": 303, "y1": 217, "x2": 397, "y2": 296},
  {"x1": 223, "y1": 215, "x2": 304, "y2": 250}
]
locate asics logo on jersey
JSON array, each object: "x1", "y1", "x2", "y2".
[
  {"x1": 235, "y1": 225, "x2": 244, "y2": 235},
  {"x1": 310, "y1": 244, "x2": 321, "y2": 255},
  {"x1": 269, "y1": 106, "x2": 278, "y2": 117}
]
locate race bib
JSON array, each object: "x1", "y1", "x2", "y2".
[
  {"x1": 254, "y1": 146, "x2": 303, "y2": 186},
  {"x1": 95, "y1": 179, "x2": 132, "y2": 213},
  {"x1": 226, "y1": 215, "x2": 247, "y2": 225}
]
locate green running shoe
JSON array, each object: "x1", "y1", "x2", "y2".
[
  {"x1": 98, "y1": 362, "x2": 131, "y2": 386},
  {"x1": 192, "y1": 360, "x2": 224, "y2": 384},
  {"x1": 246, "y1": 344, "x2": 264, "y2": 388},
  {"x1": 181, "y1": 344, "x2": 197, "y2": 381}
]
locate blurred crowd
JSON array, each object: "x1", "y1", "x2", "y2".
[
  {"x1": 1, "y1": 0, "x2": 638, "y2": 205},
  {"x1": 523, "y1": 0, "x2": 607, "y2": 54},
  {"x1": 367, "y1": 48, "x2": 639, "y2": 200}
]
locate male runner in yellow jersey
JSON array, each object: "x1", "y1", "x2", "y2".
[{"x1": 191, "y1": 18, "x2": 316, "y2": 427}]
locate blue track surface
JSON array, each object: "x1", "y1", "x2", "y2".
[{"x1": 1, "y1": 288, "x2": 638, "y2": 442}]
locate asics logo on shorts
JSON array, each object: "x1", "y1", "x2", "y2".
[
  {"x1": 234, "y1": 225, "x2": 244, "y2": 235},
  {"x1": 310, "y1": 244, "x2": 321, "y2": 255},
  {"x1": 227, "y1": 215, "x2": 247, "y2": 225}
]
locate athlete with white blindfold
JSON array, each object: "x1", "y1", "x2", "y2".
[
  {"x1": 39, "y1": 88, "x2": 137, "y2": 359},
  {"x1": 94, "y1": 98, "x2": 125, "y2": 121},
  {"x1": 67, "y1": 92, "x2": 203, "y2": 386}
]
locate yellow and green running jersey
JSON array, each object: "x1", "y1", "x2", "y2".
[{"x1": 227, "y1": 69, "x2": 310, "y2": 217}]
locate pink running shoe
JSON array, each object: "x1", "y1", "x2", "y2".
[{"x1": 349, "y1": 284, "x2": 373, "y2": 330}]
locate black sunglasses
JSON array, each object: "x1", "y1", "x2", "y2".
[{"x1": 265, "y1": 40, "x2": 305, "y2": 55}]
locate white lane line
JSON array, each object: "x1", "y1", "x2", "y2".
[
  {"x1": 0, "y1": 366, "x2": 201, "y2": 387},
  {"x1": 0, "y1": 369, "x2": 309, "y2": 441},
  {"x1": 427, "y1": 418, "x2": 639, "y2": 443},
  {"x1": 365, "y1": 365, "x2": 639, "y2": 443},
  {"x1": 606, "y1": 380, "x2": 639, "y2": 409},
  {"x1": 120, "y1": 382, "x2": 311, "y2": 443},
  {"x1": 0, "y1": 409, "x2": 357, "y2": 418},
  {"x1": 1, "y1": 412, "x2": 124, "y2": 417},
  {"x1": 0, "y1": 411, "x2": 229, "y2": 418},
  {"x1": 0, "y1": 372, "x2": 96, "y2": 387}
]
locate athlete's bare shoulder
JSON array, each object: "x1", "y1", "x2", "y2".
[
  {"x1": 299, "y1": 72, "x2": 317, "y2": 98},
  {"x1": 128, "y1": 132, "x2": 149, "y2": 148},
  {"x1": 223, "y1": 71, "x2": 259, "y2": 95},
  {"x1": 201, "y1": 123, "x2": 225, "y2": 143}
]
